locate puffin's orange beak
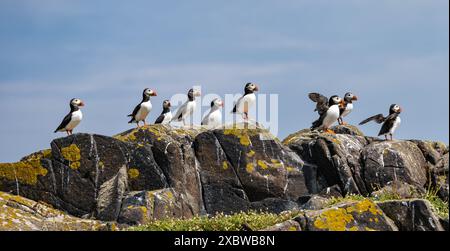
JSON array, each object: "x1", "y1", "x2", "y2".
[
  {"x1": 352, "y1": 96, "x2": 358, "y2": 101},
  {"x1": 195, "y1": 91, "x2": 202, "y2": 97},
  {"x1": 254, "y1": 85, "x2": 259, "y2": 91},
  {"x1": 79, "y1": 101, "x2": 85, "y2": 107},
  {"x1": 151, "y1": 91, "x2": 157, "y2": 96}
]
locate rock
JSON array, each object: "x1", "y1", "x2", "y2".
[
  {"x1": 371, "y1": 181, "x2": 425, "y2": 200},
  {"x1": 194, "y1": 124, "x2": 308, "y2": 214},
  {"x1": 409, "y1": 140, "x2": 448, "y2": 166},
  {"x1": 430, "y1": 153, "x2": 449, "y2": 201},
  {"x1": 300, "y1": 195, "x2": 330, "y2": 210},
  {"x1": 118, "y1": 188, "x2": 190, "y2": 225},
  {"x1": 250, "y1": 198, "x2": 300, "y2": 214},
  {"x1": 361, "y1": 141, "x2": 428, "y2": 193},
  {"x1": 439, "y1": 217, "x2": 448, "y2": 231},
  {"x1": 0, "y1": 191, "x2": 111, "y2": 231},
  {"x1": 261, "y1": 220, "x2": 301, "y2": 231},
  {"x1": 96, "y1": 165, "x2": 128, "y2": 221},
  {"x1": 377, "y1": 199, "x2": 444, "y2": 231},
  {"x1": 116, "y1": 125, "x2": 206, "y2": 217},
  {"x1": 295, "y1": 199, "x2": 398, "y2": 231},
  {"x1": 284, "y1": 125, "x2": 370, "y2": 196}
]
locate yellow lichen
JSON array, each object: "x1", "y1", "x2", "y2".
[
  {"x1": 128, "y1": 168, "x2": 140, "y2": 179},
  {"x1": 224, "y1": 128, "x2": 253, "y2": 146},
  {"x1": 246, "y1": 163, "x2": 255, "y2": 173},
  {"x1": 288, "y1": 226, "x2": 298, "y2": 231},
  {"x1": 313, "y1": 208, "x2": 354, "y2": 231},
  {"x1": 61, "y1": 144, "x2": 81, "y2": 170},
  {"x1": 257, "y1": 160, "x2": 268, "y2": 170},
  {"x1": 0, "y1": 151, "x2": 49, "y2": 185},
  {"x1": 222, "y1": 161, "x2": 229, "y2": 170},
  {"x1": 286, "y1": 167, "x2": 296, "y2": 172},
  {"x1": 353, "y1": 199, "x2": 383, "y2": 215},
  {"x1": 247, "y1": 150, "x2": 256, "y2": 158}
]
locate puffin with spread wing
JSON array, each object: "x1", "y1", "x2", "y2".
[
  {"x1": 308, "y1": 93, "x2": 345, "y2": 133},
  {"x1": 359, "y1": 104, "x2": 402, "y2": 140}
]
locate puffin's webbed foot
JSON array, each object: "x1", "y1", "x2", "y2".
[{"x1": 325, "y1": 129, "x2": 336, "y2": 134}]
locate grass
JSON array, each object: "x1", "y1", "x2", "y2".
[
  {"x1": 128, "y1": 210, "x2": 301, "y2": 231},
  {"x1": 325, "y1": 189, "x2": 449, "y2": 219}
]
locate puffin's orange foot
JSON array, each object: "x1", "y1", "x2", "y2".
[
  {"x1": 341, "y1": 121, "x2": 348, "y2": 125},
  {"x1": 325, "y1": 129, "x2": 336, "y2": 134}
]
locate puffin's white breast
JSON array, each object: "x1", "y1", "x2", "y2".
[
  {"x1": 236, "y1": 93, "x2": 256, "y2": 114},
  {"x1": 66, "y1": 110, "x2": 83, "y2": 130},
  {"x1": 135, "y1": 101, "x2": 152, "y2": 121},
  {"x1": 322, "y1": 105, "x2": 340, "y2": 128},
  {"x1": 342, "y1": 103, "x2": 353, "y2": 117},
  {"x1": 202, "y1": 109, "x2": 222, "y2": 127},
  {"x1": 161, "y1": 112, "x2": 173, "y2": 124},
  {"x1": 390, "y1": 116, "x2": 401, "y2": 134}
]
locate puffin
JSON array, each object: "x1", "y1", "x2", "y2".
[
  {"x1": 54, "y1": 98, "x2": 85, "y2": 136},
  {"x1": 154, "y1": 100, "x2": 172, "y2": 124},
  {"x1": 171, "y1": 88, "x2": 201, "y2": 126},
  {"x1": 232, "y1": 82, "x2": 259, "y2": 120},
  {"x1": 127, "y1": 88, "x2": 157, "y2": 127},
  {"x1": 201, "y1": 98, "x2": 223, "y2": 128},
  {"x1": 309, "y1": 93, "x2": 345, "y2": 133},
  {"x1": 359, "y1": 104, "x2": 402, "y2": 140},
  {"x1": 338, "y1": 92, "x2": 358, "y2": 125}
]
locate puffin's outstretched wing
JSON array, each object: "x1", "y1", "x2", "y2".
[
  {"x1": 154, "y1": 113, "x2": 165, "y2": 124},
  {"x1": 54, "y1": 112, "x2": 72, "y2": 133},
  {"x1": 127, "y1": 103, "x2": 141, "y2": 123},
  {"x1": 359, "y1": 114, "x2": 386, "y2": 125},
  {"x1": 378, "y1": 114, "x2": 398, "y2": 136},
  {"x1": 308, "y1": 93, "x2": 329, "y2": 115}
]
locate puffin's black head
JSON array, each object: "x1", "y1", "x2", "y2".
[
  {"x1": 244, "y1": 82, "x2": 259, "y2": 94},
  {"x1": 143, "y1": 88, "x2": 157, "y2": 99},
  {"x1": 188, "y1": 88, "x2": 201, "y2": 101},
  {"x1": 328, "y1": 95, "x2": 343, "y2": 107},
  {"x1": 210, "y1": 98, "x2": 224, "y2": 108},
  {"x1": 389, "y1": 104, "x2": 402, "y2": 114},
  {"x1": 344, "y1": 92, "x2": 358, "y2": 103},
  {"x1": 163, "y1": 100, "x2": 171, "y2": 109},
  {"x1": 70, "y1": 98, "x2": 85, "y2": 110}
]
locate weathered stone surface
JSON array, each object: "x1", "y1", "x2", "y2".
[
  {"x1": 377, "y1": 199, "x2": 444, "y2": 231},
  {"x1": 261, "y1": 220, "x2": 301, "y2": 231},
  {"x1": 250, "y1": 198, "x2": 300, "y2": 214},
  {"x1": 116, "y1": 125, "x2": 205, "y2": 217},
  {"x1": 361, "y1": 141, "x2": 428, "y2": 193},
  {"x1": 295, "y1": 199, "x2": 398, "y2": 231},
  {"x1": 371, "y1": 181, "x2": 425, "y2": 200},
  {"x1": 0, "y1": 191, "x2": 111, "y2": 231},
  {"x1": 194, "y1": 124, "x2": 308, "y2": 214},
  {"x1": 284, "y1": 125, "x2": 370, "y2": 196},
  {"x1": 118, "y1": 188, "x2": 190, "y2": 225},
  {"x1": 300, "y1": 195, "x2": 330, "y2": 210}
]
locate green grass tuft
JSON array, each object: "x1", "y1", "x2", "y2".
[{"x1": 128, "y1": 210, "x2": 301, "y2": 231}]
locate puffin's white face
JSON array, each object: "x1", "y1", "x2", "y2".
[
  {"x1": 145, "y1": 89, "x2": 157, "y2": 96},
  {"x1": 71, "y1": 99, "x2": 85, "y2": 107},
  {"x1": 332, "y1": 96, "x2": 342, "y2": 104},
  {"x1": 345, "y1": 92, "x2": 358, "y2": 101},
  {"x1": 246, "y1": 83, "x2": 259, "y2": 92},
  {"x1": 212, "y1": 98, "x2": 224, "y2": 108},
  {"x1": 393, "y1": 105, "x2": 402, "y2": 113},
  {"x1": 163, "y1": 100, "x2": 171, "y2": 108}
]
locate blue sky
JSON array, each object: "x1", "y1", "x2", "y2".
[{"x1": 0, "y1": 0, "x2": 448, "y2": 162}]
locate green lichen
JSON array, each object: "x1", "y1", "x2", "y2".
[
  {"x1": 0, "y1": 151, "x2": 49, "y2": 185},
  {"x1": 128, "y1": 168, "x2": 140, "y2": 179},
  {"x1": 61, "y1": 144, "x2": 81, "y2": 170}
]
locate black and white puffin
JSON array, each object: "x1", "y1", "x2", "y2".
[
  {"x1": 201, "y1": 98, "x2": 223, "y2": 128},
  {"x1": 309, "y1": 93, "x2": 345, "y2": 133},
  {"x1": 127, "y1": 88, "x2": 157, "y2": 127},
  {"x1": 154, "y1": 100, "x2": 172, "y2": 124},
  {"x1": 338, "y1": 92, "x2": 358, "y2": 125},
  {"x1": 359, "y1": 104, "x2": 402, "y2": 140},
  {"x1": 171, "y1": 88, "x2": 201, "y2": 126},
  {"x1": 54, "y1": 98, "x2": 85, "y2": 135},
  {"x1": 232, "y1": 83, "x2": 259, "y2": 120}
]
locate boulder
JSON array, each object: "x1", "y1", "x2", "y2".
[
  {"x1": 371, "y1": 181, "x2": 425, "y2": 200},
  {"x1": 194, "y1": 124, "x2": 308, "y2": 214},
  {"x1": 377, "y1": 199, "x2": 444, "y2": 231},
  {"x1": 0, "y1": 191, "x2": 112, "y2": 231},
  {"x1": 283, "y1": 125, "x2": 370, "y2": 196},
  {"x1": 361, "y1": 141, "x2": 428, "y2": 193},
  {"x1": 118, "y1": 188, "x2": 190, "y2": 225},
  {"x1": 294, "y1": 199, "x2": 398, "y2": 231}
]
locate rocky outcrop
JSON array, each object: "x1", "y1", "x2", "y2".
[
  {"x1": 0, "y1": 191, "x2": 112, "y2": 231},
  {"x1": 0, "y1": 123, "x2": 447, "y2": 231}
]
